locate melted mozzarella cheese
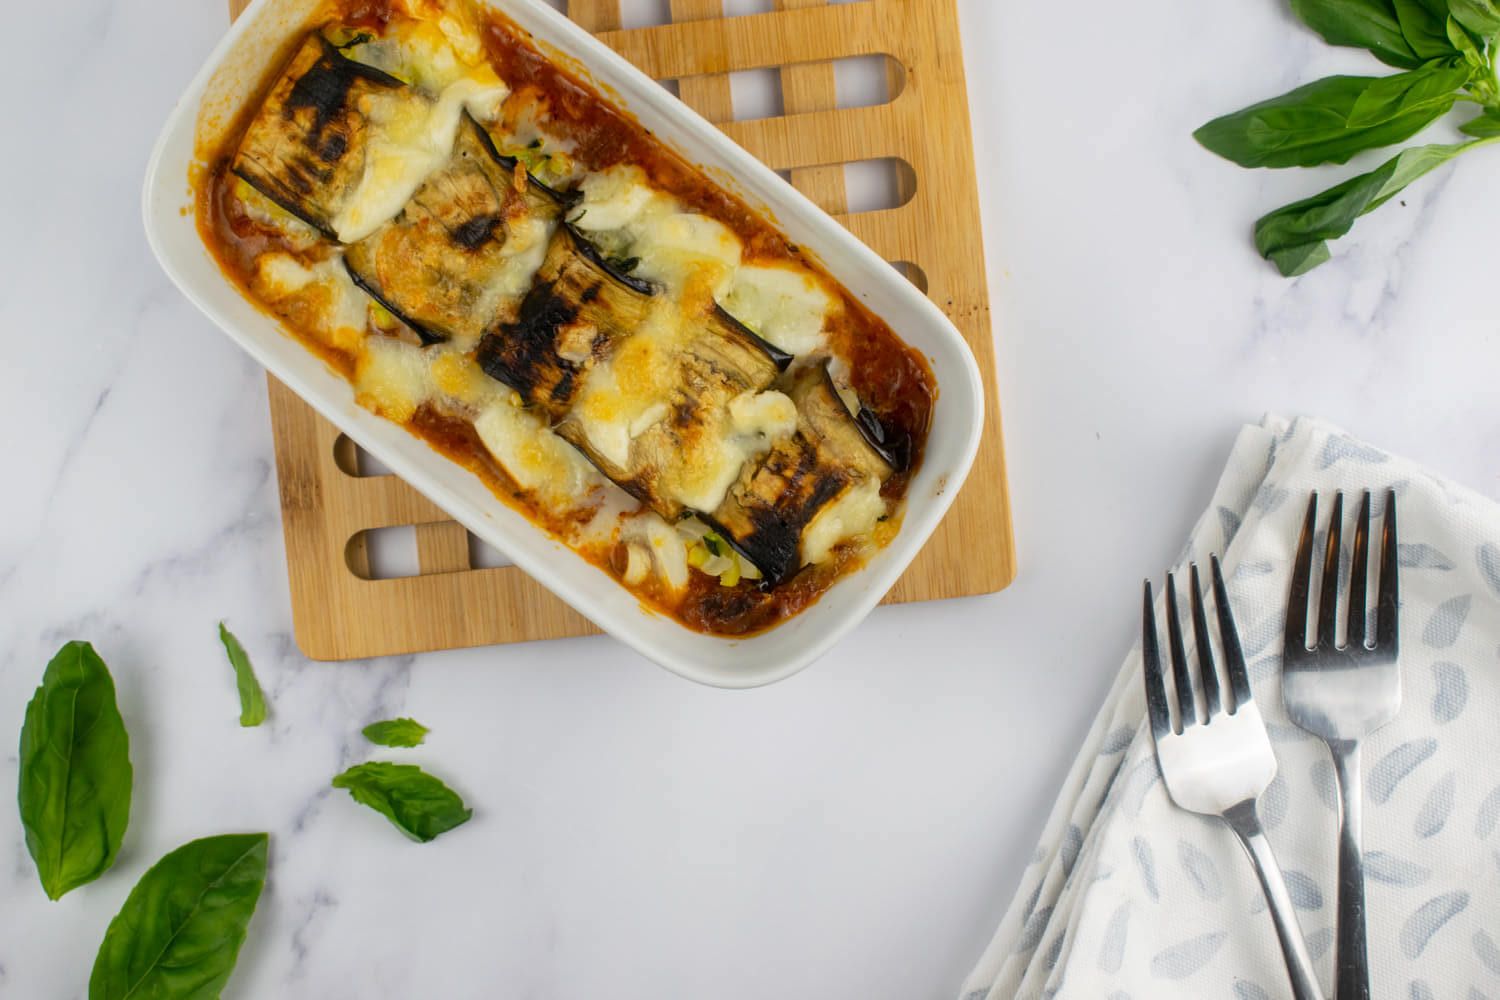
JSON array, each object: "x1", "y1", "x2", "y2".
[
  {"x1": 354, "y1": 337, "x2": 436, "y2": 422},
  {"x1": 721, "y1": 264, "x2": 835, "y2": 357},
  {"x1": 253, "y1": 252, "x2": 371, "y2": 355},
  {"x1": 473, "y1": 396, "x2": 602, "y2": 505},
  {"x1": 622, "y1": 512, "x2": 689, "y2": 591},
  {"x1": 630, "y1": 212, "x2": 742, "y2": 303},
  {"x1": 331, "y1": 69, "x2": 510, "y2": 243},
  {"x1": 801, "y1": 478, "x2": 886, "y2": 566},
  {"x1": 570, "y1": 165, "x2": 657, "y2": 232}
]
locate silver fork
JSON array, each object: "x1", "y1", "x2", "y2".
[
  {"x1": 1144, "y1": 558, "x2": 1324, "y2": 1000},
  {"x1": 1282, "y1": 490, "x2": 1401, "y2": 1000}
]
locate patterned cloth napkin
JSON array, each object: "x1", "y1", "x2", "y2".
[{"x1": 961, "y1": 415, "x2": 1500, "y2": 1000}]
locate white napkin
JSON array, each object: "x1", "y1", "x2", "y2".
[{"x1": 962, "y1": 415, "x2": 1500, "y2": 1000}]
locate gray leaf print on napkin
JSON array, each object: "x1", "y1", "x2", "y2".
[
  {"x1": 1432, "y1": 662, "x2": 1469, "y2": 724},
  {"x1": 1217, "y1": 506, "x2": 1242, "y2": 543},
  {"x1": 1423, "y1": 595, "x2": 1472, "y2": 648},
  {"x1": 1098, "y1": 902, "x2": 1129, "y2": 974},
  {"x1": 1099, "y1": 725, "x2": 1135, "y2": 756},
  {"x1": 1312, "y1": 759, "x2": 1339, "y2": 810},
  {"x1": 1261, "y1": 773, "x2": 1290, "y2": 830},
  {"x1": 1178, "y1": 841, "x2": 1223, "y2": 901},
  {"x1": 1365, "y1": 851, "x2": 1432, "y2": 886},
  {"x1": 1400, "y1": 892, "x2": 1469, "y2": 959},
  {"x1": 1468, "y1": 988, "x2": 1491, "y2": 1000},
  {"x1": 1107, "y1": 992, "x2": 1130, "y2": 1000},
  {"x1": 1234, "y1": 982, "x2": 1272, "y2": 1000},
  {"x1": 1041, "y1": 930, "x2": 1065, "y2": 972},
  {"x1": 1475, "y1": 930, "x2": 1500, "y2": 974},
  {"x1": 1284, "y1": 870, "x2": 1324, "y2": 910},
  {"x1": 1133, "y1": 837, "x2": 1159, "y2": 902},
  {"x1": 1060, "y1": 824, "x2": 1083, "y2": 880},
  {"x1": 1150, "y1": 931, "x2": 1226, "y2": 979},
  {"x1": 1400, "y1": 544, "x2": 1455, "y2": 570},
  {"x1": 1371, "y1": 739, "x2": 1439, "y2": 804},
  {"x1": 1479, "y1": 543, "x2": 1500, "y2": 598},
  {"x1": 1415, "y1": 773, "x2": 1457, "y2": 838},
  {"x1": 1319, "y1": 435, "x2": 1389, "y2": 469},
  {"x1": 1410, "y1": 982, "x2": 1436, "y2": 1000},
  {"x1": 1015, "y1": 905, "x2": 1054, "y2": 954},
  {"x1": 1253, "y1": 484, "x2": 1291, "y2": 514},
  {"x1": 1476, "y1": 785, "x2": 1500, "y2": 839},
  {"x1": 1306, "y1": 927, "x2": 1334, "y2": 960}
]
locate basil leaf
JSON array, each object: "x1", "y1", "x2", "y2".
[
  {"x1": 1254, "y1": 141, "x2": 1474, "y2": 274},
  {"x1": 1194, "y1": 65, "x2": 1468, "y2": 167},
  {"x1": 332, "y1": 762, "x2": 472, "y2": 842},
  {"x1": 1290, "y1": 0, "x2": 1423, "y2": 66},
  {"x1": 1395, "y1": 0, "x2": 1462, "y2": 56},
  {"x1": 89, "y1": 833, "x2": 268, "y2": 1000},
  {"x1": 1449, "y1": 0, "x2": 1500, "y2": 37},
  {"x1": 1460, "y1": 108, "x2": 1500, "y2": 134},
  {"x1": 218, "y1": 623, "x2": 266, "y2": 727},
  {"x1": 18, "y1": 641, "x2": 132, "y2": 901},
  {"x1": 362, "y1": 717, "x2": 429, "y2": 748}
]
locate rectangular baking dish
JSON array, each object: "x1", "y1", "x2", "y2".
[{"x1": 142, "y1": 0, "x2": 985, "y2": 688}]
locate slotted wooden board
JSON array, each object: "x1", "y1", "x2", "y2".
[{"x1": 232, "y1": 0, "x2": 1016, "y2": 659}]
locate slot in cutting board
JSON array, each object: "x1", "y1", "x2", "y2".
[{"x1": 228, "y1": 0, "x2": 1016, "y2": 659}]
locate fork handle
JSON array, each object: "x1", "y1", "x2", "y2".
[
  {"x1": 1223, "y1": 799, "x2": 1326, "y2": 1000},
  {"x1": 1331, "y1": 741, "x2": 1370, "y2": 1000}
]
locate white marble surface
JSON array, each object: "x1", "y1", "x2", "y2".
[{"x1": 3, "y1": 0, "x2": 1500, "y2": 997}]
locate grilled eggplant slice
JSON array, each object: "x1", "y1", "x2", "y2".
[
  {"x1": 704, "y1": 364, "x2": 895, "y2": 586},
  {"x1": 231, "y1": 36, "x2": 405, "y2": 238},
  {"x1": 343, "y1": 115, "x2": 564, "y2": 345},
  {"x1": 553, "y1": 301, "x2": 789, "y2": 519},
  {"x1": 476, "y1": 224, "x2": 657, "y2": 416}
]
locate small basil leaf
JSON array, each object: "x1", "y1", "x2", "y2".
[
  {"x1": 332, "y1": 762, "x2": 473, "y2": 842},
  {"x1": 1290, "y1": 0, "x2": 1423, "y2": 66},
  {"x1": 1460, "y1": 108, "x2": 1500, "y2": 134},
  {"x1": 362, "y1": 717, "x2": 429, "y2": 748},
  {"x1": 1395, "y1": 0, "x2": 1462, "y2": 56},
  {"x1": 1253, "y1": 141, "x2": 1474, "y2": 274},
  {"x1": 218, "y1": 623, "x2": 267, "y2": 727},
  {"x1": 18, "y1": 641, "x2": 133, "y2": 900},
  {"x1": 1449, "y1": 0, "x2": 1500, "y2": 37},
  {"x1": 1194, "y1": 68, "x2": 1464, "y2": 167},
  {"x1": 89, "y1": 833, "x2": 269, "y2": 1000}
]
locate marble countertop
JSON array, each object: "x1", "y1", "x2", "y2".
[{"x1": 4, "y1": 0, "x2": 1500, "y2": 997}]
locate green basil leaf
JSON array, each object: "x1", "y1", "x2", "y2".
[
  {"x1": 18, "y1": 641, "x2": 132, "y2": 901},
  {"x1": 332, "y1": 762, "x2": 472, "y2": 842},
  {"x1": 218, "y1": 623, "x2": 266, "y2": 727},
  {"x1": 1290, "y1": 0, "x2": 1423, "y2": 66},
  {"x1": 362, "y1": 717, "x2": 430, "y2": 748},
  {"x1": 1254, "y1": 141, "x2": 1473, "y2": 274},
  {"x1": 1448, "y1": 0, "x2": 1500, "y2": 37},
  {"x1": 1194, "y1": 66, "x2": 1467, "y2": 167},
  {"x1": 1460, "y1": 108, "x2": 1500, "y2": 134},
  {"x1": 1395, "y1": 0, "x2": 1462, "y2": 56},
  {"x1": 89, "y1": 833, "x2": 269, "y2": 1000}
]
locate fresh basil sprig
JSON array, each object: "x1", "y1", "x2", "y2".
[
  {"x1": 89, "y1": 833, "x2": 269, "y2": 1000},
  {"x1": 218, "y1": 622, "x2": 267, "y2": 727},
  {"x1": 18, "y1": 641, "x2": 133, "y2": 900},
  {"x1": 333, "y1": 762, "x2": 472, "y2": 842},
  {"x1": 1197, "y1": 0, "x2": 1500, "y2": 274}
]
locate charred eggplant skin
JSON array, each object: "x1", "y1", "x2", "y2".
[
  {"x1": 476, "y1": 225, "x2": 656, "y2": 414},
  {"x1": 706, "y1": 363, "x2": 895, "y2": 586},
  {"x1": 714, "y1": 304, "x2": 793, "y2": 373},
  {"x1": 340, "y1": 257, "x2": 446, "y2": 346},
  {"x1": 231, "y1": 36, "x2": 404, "y2": 238}
]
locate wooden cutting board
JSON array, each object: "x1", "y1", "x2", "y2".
[{"x1": 229, "y1": 0, "x2": 1016, "y2": 659}]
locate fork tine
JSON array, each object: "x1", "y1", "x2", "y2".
[
  {"x1": 1286, "y1": 493, "x2": 1318, "y2": 653},
  {"x1": 1348, "y1": 490, "x2": 1372, "y2": 650},
  {"x1": 1376, "y1": 488, "x2": 1400, "y2": 651},
  {"x1": 1188, "y1": 563, "x2": 1222, "y2": 717},
  {"x1": 1165, "y1": 572, "x2": 1197, "y2": 729},
  {"x1": 1142, "y1": 581, "x2": 1172, "y2": 741},
  {"x1": 1317, "y1": 491, "x2": 1344, "y2": 650},
  {"x1": 1211, "y1": 555, "x2": 1253, "y2": 712}
]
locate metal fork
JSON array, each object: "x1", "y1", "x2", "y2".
[
  {"x1": 1144, "y1": 558, "x2": 1324, "y2": 1000},
  {"x1": 1282, "y1": 491, "x2": 1401, "y2": 1000}
]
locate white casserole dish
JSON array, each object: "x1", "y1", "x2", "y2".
[{"x1": 142, "y1": 0, "x2": 985, "y2": 688}]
